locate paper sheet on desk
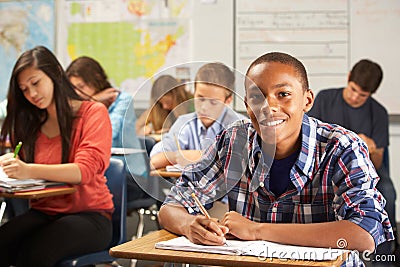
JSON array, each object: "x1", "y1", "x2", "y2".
[
  {"x1": 165, "y1": 164, "x2": 185, "y2": 172},
  {"x1": 0, "y1": 167, "x2": 67, "y2": 193},
  {"x1": 0, "y1": 167, "x2": 46, "y2": 186},
  {"x1": 155, "y1": 236, "x2": 348, "y2": 261}
]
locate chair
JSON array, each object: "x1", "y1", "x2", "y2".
[
  {"x1": 57, "y1": 158, "x2": 127, "y2": 267},
  {"x1": 127, "y1": 136, "x2": 159, "y2": 239},
  {"x1": 142, "y1": 136, "x2": 156, "y2": 156}
]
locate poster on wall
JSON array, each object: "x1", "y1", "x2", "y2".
[
  {"x1": 0, "y1": 0, "x2": 55, "y2": 101},
  {"x1": 59, "y1": 0, "x2": 193, "y2": 108}
]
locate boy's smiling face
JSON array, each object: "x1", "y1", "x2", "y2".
[{"x1": 245, "y1": 62, "x2": 314, "y2": 158}]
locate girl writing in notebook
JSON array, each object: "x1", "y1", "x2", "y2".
[
  {"x1": 0, "y1": 46, "x2": 114, "y2": 266},
  {"x1": 136, "y1": 75, "x2": 193, "y2": 136}
]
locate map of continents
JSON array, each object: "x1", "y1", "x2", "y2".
[
  {"x1": 0, "y1": 0, "x2": 54, "y2": 100},
  {"x1": 65, "y1": 1, "x2": 190, "y2": 95}
]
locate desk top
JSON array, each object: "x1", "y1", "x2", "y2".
[
  {"x1": 111, "y1": 147, "x2": 145, "y2": 155},
  {"x1": 147, "y1": 133, "x2": 162, "y2": 142},
  {"x1": 150, "y1": 168, "x2": 181, "y2": 178},
  {"x1": 110, "y1": 230, "x2": 347, "y2": 267},
  {"x1": 0, "y1": 187, "x2": 76, "y2": 199}
]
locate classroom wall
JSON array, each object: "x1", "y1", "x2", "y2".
[
  {"x1": 191, "y1": 0, "x2": 400, "y2": 222},
  {"x1": 3, "y1": 0, "x2": 400, "y2": 222}
]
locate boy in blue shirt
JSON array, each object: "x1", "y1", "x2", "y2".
[
  {"x1": 150, "y1": 62, "x2": 245, "y2": 169},
  {"x1": 158, "y1": 52, "x2": 393, "y2": 265}
]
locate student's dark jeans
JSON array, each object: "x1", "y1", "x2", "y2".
[{"x1": 0, "y1": 209, "x2": 112, "y2": 267}]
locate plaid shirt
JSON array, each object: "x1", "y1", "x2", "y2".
[{"x1": 164, "y1": 114, "x2": 394, "y2": 266}]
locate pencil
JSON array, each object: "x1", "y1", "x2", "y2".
[
  {"x1": 191, "y1": 192, "x2": 228, "y2": 246},
  {"x1": 13, "y1": 141, "x2": 22, "y2": 158},
  {"x1": 173, "y1": 134, "x2": 182, "y2": 151},
  {"x1": 191, "y1": 192, "x2": 211, "y2": 219}
]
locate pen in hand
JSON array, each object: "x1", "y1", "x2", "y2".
[
  {"x1": 174, "y1": 134, "x2": 182, "y2": 152},
  {"x1": 190, "y1": 192, "x2": 229, "y2": 246},
  {"x1": 13, "y1": 141, "x2": 22, "y2": 158},
  {"x1": 191, "y1": 192, "x2": 211, "y2": 219}
]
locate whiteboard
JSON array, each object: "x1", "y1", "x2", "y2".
[{"x1": 234, "y1": 0, "x2": 400, "y2": 114}]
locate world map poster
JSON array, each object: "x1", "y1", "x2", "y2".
[
  {"x1": 61, "y1": 0, "x2": 192, "y2": 106},
  {"x1": 0, "y1": 0, "x2": 55, "y2": 101}
]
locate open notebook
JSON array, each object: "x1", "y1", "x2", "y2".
[
  {"x1": 155, "y1": 236, "x2": 348, "y2": 261},
  {"x1": 165, "y1": 164, "x2": 185, "y2": 172},
  {"x1": 0, "y1": 167, "x2": 65, "y2": 193}
]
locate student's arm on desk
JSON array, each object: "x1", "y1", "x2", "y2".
[
  {"x1": 0, "y1": 153, "x2": 81, "y2": 184},
  {"x1": 150, "y1": 150, "x2": 202, "y2": 169},
  {"x1": 159, "y1": 204, "x2": 229, "y2": 246},
  {"x1": 221, "y1": 211, "x2": 375, "y2": 253},
  {"x1": 358, "y1": 133, "x2": 383, "y2": 169}
]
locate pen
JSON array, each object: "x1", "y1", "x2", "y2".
[
  {"x1": 13, "y1": 141, "x2": 22, "y2": 158},
  {"x1": 173, "y1": 134, "x2": 182, "y2": 151},
  {"x1": 191, "y1": 192, "x2": 228, "y2": 246},
  {"x1": 191, "y1": 192, "x2": 211, "y2": 219}
]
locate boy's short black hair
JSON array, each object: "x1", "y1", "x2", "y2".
[{"x1": 246, "y1": 52, "x2": 309, "y2": 91}]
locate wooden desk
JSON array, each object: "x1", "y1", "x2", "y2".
[
  {"x1": 150, "y1": 169, "x2": 181, "y2": 178},
  {"x1": 110, "y1": 230, "x2": 347, "y2": 267},
  {"x1": 111, "y1": 147, "x2": 145, "y2": 155},
  {"x1": 0, "y1": 187, "x2": 76, "y2": 199}
]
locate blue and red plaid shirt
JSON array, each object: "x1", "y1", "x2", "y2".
[{"x1": 164, "y1": 114, "x2": 394, "y2": 264}]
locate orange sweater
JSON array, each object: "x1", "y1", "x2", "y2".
[{"x1": 31, "y1": 101, "x2": 114, "y2": 215}]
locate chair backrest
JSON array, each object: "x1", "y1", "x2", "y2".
[
  {"x1": 136, "y1": 136, "x2": 164, "y2": 201},
  {"x1": 105, "y1": 157, "x2": 127, "y2": 246},
  {"x1": 140, "y1": 136, "x2": 156, "y2": 156},
  {"x1": 138, "y1": 136, "x2": 156, "y2": 175}
]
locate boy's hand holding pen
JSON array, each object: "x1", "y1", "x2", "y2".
[{"x1": 190, "y1": 192, "x2": 229, "y2": 245}]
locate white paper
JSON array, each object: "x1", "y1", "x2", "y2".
[
  {"x1": 155, "y1": 236, "x2": 348, "y2": 261},
  {"x1": 165, "y1": 164, "x2": 185, "y2": 172},
  {"x1": 0, "y1": 167, "x2": 45, "y2": 186},
  {"x1": 0, "y1": 167, "x2": 63, "y2": 192},
  {"x1": 111, "y1": 147, "x2": 145, "y2": 155}
]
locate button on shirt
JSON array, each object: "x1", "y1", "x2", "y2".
[{"x1": 164, "y1": 115, "x2": 394, "y2": 255}]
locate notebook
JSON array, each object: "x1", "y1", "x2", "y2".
[
  {"x1": 0, "y1": 167, "x2": 66, "y2": 193},
  {"x1": 155, "y1": 236, "x2": 348, "y2": 261},
  {"x1": 165, "y1": 164, "x2": 185, "y2": 172}
]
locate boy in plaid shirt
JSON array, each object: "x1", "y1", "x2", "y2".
[{"x1": 158, "y1": 52, "x2": 394, "y2": 265}]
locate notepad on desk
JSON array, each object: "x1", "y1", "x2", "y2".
[
  {"x1": 0, "y1": 168, "x2": 66, "y2": 193},
  {"x1": 155, "y1": 236, "x2": 348, "y2": 261},
  {"x1": 165, "y1": 164, "x2": 185, "y2": 172}
]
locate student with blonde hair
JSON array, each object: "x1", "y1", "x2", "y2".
[{"x1": 136, "y1": 75, "x2": 193, "y2": 135}]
